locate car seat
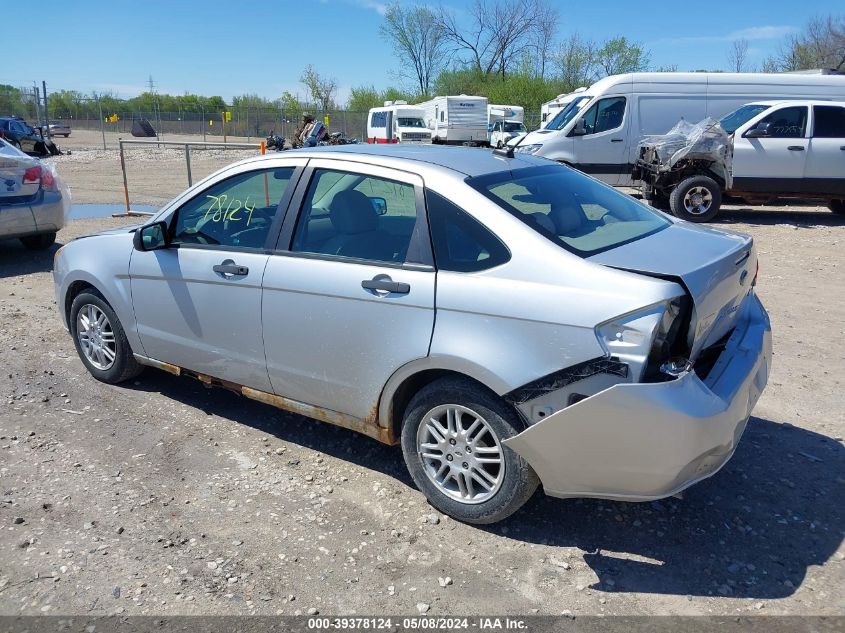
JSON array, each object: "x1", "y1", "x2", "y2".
[{"x1": 321, "y1": 190, "x2": 397, "y2": 261}]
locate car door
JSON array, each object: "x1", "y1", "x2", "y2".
[
  {"x1": 731, "y1": 105, "x2": 809, "y2": 193},
  {"x1": 805, "y1": 104, "x2": 845, "y2": 197},
  {"x1": 129, "y1": 160, "x2": 305, "y2": 391},
  {"x1": 9, "y1": 121, "x2": 34, "y2": 152},
  {"x1": 572, "y1": 96, "x2": 630, "y2": 185},
  {"x1": 261, "y1": 159, "x2": 435, "y2": 421}
]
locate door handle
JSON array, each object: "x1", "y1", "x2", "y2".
[
  {"x1": 361, "y1": 277, "x2": 410, "y2": 294},
  {"x1": 840, "y1": 146, "x2": 845, "y2": 150},
  {"x1": 787, "y1": 146, "x2": 805, "y2": 151},
  {"x1": 213, "y1": 259, "x2": 248, "y2": 276},
  {"x1": 610, "y1": 138, "x2": 624, "y2": 142}
]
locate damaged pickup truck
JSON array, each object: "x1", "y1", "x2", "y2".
[
  {"x1": 633, "y1": 100, "x2": 845, "y2": 221},
  {"x1": 53, "y1": 145, "x2": 772, "y2": 524}
]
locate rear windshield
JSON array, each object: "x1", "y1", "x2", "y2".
[
  {"x1": 468, "y1": 164, "x2": 670, "y2": 257},
  {"x1": 719, "y1": 104, "x2": 769, "y2": 134}
]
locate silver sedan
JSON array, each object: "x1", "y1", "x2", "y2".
[
  {"x1": 0, "y1": 139, "x2": 67, "y2": 249},
  {"x1": 52, "y1": 145, "x2": 771, "y2": 523}
]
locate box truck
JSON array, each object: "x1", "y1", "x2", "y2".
[
  {"x1": 488, "y1": 104, "x2": 526, "y2": 148},
  {"x1": 516, "y1": 72, "x2": 845, "y2": 185},
  {"x1": 367, "y1": 101, "x2": 432, "y2": 144},
  {"x1": 417, "y1": 95, "x2": 489, "y2": 145}
]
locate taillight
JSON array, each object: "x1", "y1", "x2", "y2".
[
  {"x1": 23, "y1": 166, "x2": 42, "y2": 183},
  {"x1": 41, "y1": 168, "x2": 55, "y2": 189}
]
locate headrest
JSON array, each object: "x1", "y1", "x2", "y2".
[{"x1": 330, "y1": 190, "x2": 378, "y2": 234}]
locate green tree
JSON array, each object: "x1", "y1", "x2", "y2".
[
  {"x1": 593, "y1": 36, "x2": 651, "y2": 76},
  {"x1": 300, "y1": 65, "x2": 337, "y2": 112}
]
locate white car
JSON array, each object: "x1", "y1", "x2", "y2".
[{"x1": 635, "y1": 100, "x2": 845, "y2": 221}]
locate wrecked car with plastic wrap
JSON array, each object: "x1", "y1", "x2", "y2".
[
  {"x1": 633, "y1": 100, "x2": 845, "y2": 221},
  {"x1": 52, "y1": 145, "x2": 772, "y2": 523}
]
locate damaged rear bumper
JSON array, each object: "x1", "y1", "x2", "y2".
[{"x1": 503, "y1": 293, "x2": 772, "y2": 501}]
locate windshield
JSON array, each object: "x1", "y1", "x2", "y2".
[
  {"x1": 397, "y1": 117, "x2": 425, "y2": 128},
  {"x1": 719, "y1": 104, "x2": 769, "y2": 134},
  {"x1": 468, "y1": 164, "x2": 670, "y2": 257},
  {"x1": 545, "y1": 96, "x2": 591, "y2": 131},
  {"x1": 504, "y1": 121, "x2": 526, "y2": 133}
]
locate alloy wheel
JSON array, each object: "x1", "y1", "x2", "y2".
[
  {"x1": 416, "y1": 404, "x2": 505, "y2": 504},
  {"x1": 683, "y1": 186, "x2": 713, "y2": 215},
  {"x1": 76, "y1": 304, "x2": 117, "y2": 370}
]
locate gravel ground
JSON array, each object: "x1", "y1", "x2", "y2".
[{"x1": 0, "y1": 140, "x2": 843, "y2": 616}]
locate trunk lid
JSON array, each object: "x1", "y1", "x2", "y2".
[{"x1": 590, "y1": 221, "x2": 755, "y2": 361}]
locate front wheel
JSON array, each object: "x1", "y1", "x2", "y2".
[
  {"x1": 828, "y1": 199, "x2": 845, "y2": 215},
  {"x1": 69, "y1": 290, "x2": 143, "y2": 384},
  {"x1": 401, "y1": 377, "x2": 539, "y2": 524},
  {"x1": 670, "y1": 175, "x2": 722, "y2": 222}
]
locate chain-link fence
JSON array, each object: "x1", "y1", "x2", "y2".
[
  {"x1": 4, "y1": 90, "x2": 543, "y2": 143},
  {"x1": 54, "y1": 106, "x2": 374, "y2": 141}
]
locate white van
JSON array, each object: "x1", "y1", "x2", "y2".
[
  {"x1": 517, "y1": 72, "x2": 845, "y2": 185},
  {"x1": 540, "y1": 88, "x2": 587, "y2": 128},
  {"x1": 488, "y1": 104, "x2": 526, "y2": 148},
  {"x1": 367, "y1": 102, "x2": 432, "y2": 144},
  {"x1": 417, "y1": 95, "x2": 489, "y2": 145}
]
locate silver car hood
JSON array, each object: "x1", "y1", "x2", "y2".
[{"x1": 590, "y1": 221, "x2": 755, "y2": 361}]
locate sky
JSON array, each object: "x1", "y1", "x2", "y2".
[{"x1": 3, "y1": 0, "x2": 840, "y2": 104}]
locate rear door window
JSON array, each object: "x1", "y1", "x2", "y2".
[
  {"x1": 291, "y1": 169, "x2": 419, "y2": 264},
  {"x1": 812, "y1": 105, "x2": 845, "y2": 138}
]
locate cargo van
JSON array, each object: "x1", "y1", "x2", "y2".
[
  {"x1": 540, "y1": 88, "x2": 587, "y2": 128},
  {"x1": 516, "y1": 72, "x2": 845, "y2": 185},
  {"x1": 488, "y1": 104, "x2": 526, "y2": 148},
  {"x1": 367, "y1": 101, "x2": 432, "y2": 144},
  {"x1": 417, "y1": 95, "x2": 489, "y2": 145}
]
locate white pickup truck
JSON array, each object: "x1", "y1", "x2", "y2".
[{"x1": 633, "y1": 100, "x2": 845, "y2": 221}]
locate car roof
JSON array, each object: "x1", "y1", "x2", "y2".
[
  {"x1": 251, "y1": 144, "x2": 550, "y2": 177},
  {"x1": 743, "y1": 99, "x2": 845, "y2": 107}
]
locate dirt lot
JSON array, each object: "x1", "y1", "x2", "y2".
[{"x1": 0, "y1": 135, "x2": 843, "y2": 616}]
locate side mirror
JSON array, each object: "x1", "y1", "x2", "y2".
[
  {"x1": 571, "y1": 119, "x2": 587, "y2": 136},
  {"x1": 745, "y1": 122, "x2": 771, "y2": 138},
  {"x1": 133, "y1": 221, "x2": 169, "y2": 251},
  {"x1": 370, "y1": 197, "x2": 388, "y2": 215}
]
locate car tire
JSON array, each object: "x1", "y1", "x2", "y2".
[
  {"x1": 828, "y1": 199, "x2": 845, "y2": 215},
  {"x1": 670, "y1": 175, "x2": 722, "y2": 222},
  {"x1": 401, "y1": 377, "x2": 539, "y2": 524},
  {"x1": 69, "y1": 289, "x2": 143, "y2": 384},
  {"x1": 19, "y1": 232, "x2": 56, "y2": 250}
]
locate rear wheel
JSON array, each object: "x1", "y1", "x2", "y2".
[
  {"x1": 401, "y1": 377, "x2": 539, "y2": 524},
  {"x1": 828, "y1": 199, "x2": 845, "y2": 215},
  {"x1": 20, "y1": 232, "x2": 56, "y2": 250},
  {"x1": 670, "y1": 175, "x2": 722, "y2": 222},
  {"x1": 69, "y1": 290, "x2": 143, "y2": 384}
]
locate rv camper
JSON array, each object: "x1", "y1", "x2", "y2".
[
  {"x1": 366, "y1": 101, "x2": 431, "y2": 144},
  {"x1": 487, "y1": 104, "x2": 526, "y2": 148},
  {"x1": 417, "y1": 95, "x2": 489, "y2": 145}
]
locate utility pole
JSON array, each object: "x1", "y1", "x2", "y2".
[{"x1": 42, "y1": 80, "x2": 51, "y2": 139}]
